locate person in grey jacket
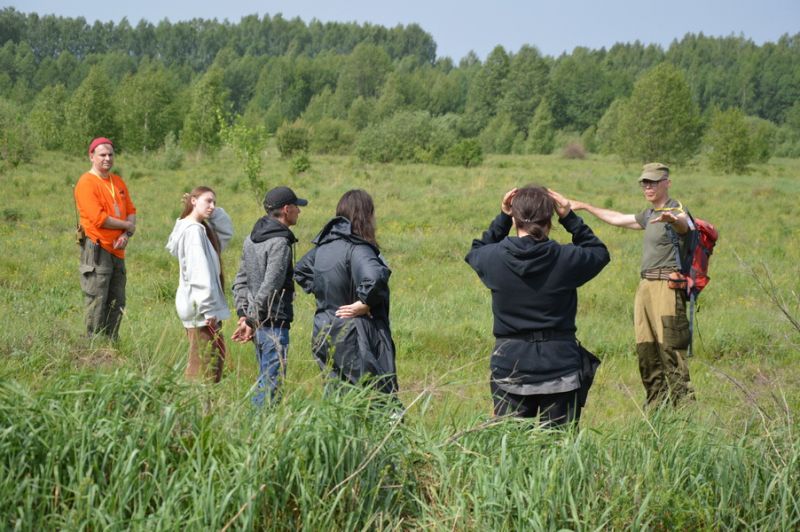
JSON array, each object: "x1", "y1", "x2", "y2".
[
  {"x1": 294, "y1": 189, "x2": 399, "y2": 397},
  {"x1": 231, "y1": 186, "x2": 307, "y2": 406}
]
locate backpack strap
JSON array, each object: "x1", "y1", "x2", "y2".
[
  {"x1": 663, "y1": 201, "x2": 695, "y2": 275},
  {"x1": 667, "y1": 224, "x2": 683, "y2": 273}
]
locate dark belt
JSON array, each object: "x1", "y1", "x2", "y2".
[{"x1": 496, "y1": 330, "x2": 576, "y2": 342}]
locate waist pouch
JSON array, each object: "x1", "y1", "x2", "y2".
[
  {"x1": 576, "y1": 344, "x2": 601, "y2": 407},
  {"x1": 667, "y1": 271, "x2": 688, "y2": 291},
  {"x1": 75, "y1": 224, "x2": 86, "y2": 246},
  {"x1": 491, "y1": 337, "x2": 581, "y2": 385}
]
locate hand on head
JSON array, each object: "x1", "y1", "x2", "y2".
[
  {"x1": 547, "y1": 189, "x2": 572, "y2": 218},
  {"x1": 501, "y1": 188, "x2": 518, "y2": 215}
]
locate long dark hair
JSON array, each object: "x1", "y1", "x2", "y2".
[
  {"x1": 336, "y1": 189, "x2": 378, "y2": 247},
  {"x1": 511, "y1": 185, "x2": 554, "y2": 241},
  {"x1": 180, "y1": 186, "x2": 224, "y2": 288}
]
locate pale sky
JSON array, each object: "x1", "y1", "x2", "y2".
[{"x1": 6, "y1": 0, "x2": 799, "y2": 60}]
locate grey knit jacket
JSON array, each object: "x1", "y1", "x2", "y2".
[{"x1": 232, "y1": 216, "x2": 297, "y2": 329}]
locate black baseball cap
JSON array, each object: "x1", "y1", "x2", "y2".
[{"x1": 263, "y1": 186, "x2": 308, "y2": 210}]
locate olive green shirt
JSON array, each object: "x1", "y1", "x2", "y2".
[{"x1": 635, "y1": 198, "x2": 687, "y2": 274}]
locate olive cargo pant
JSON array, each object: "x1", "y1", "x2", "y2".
[
  {"x1": 79, "y1": 240, "x2": 126, "y2": 340},
  {"x1": 634, "y1": 279, "x2": 693, "y2": 405}
]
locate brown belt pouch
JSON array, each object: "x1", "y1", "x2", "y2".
[{"x1": 668, "y1": 271, "x2": 688, "y2": 291}]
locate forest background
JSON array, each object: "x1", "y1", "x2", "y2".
[
  {"x1": 1, "y1": 8, "x2": 799, "y2": 530},
  {"x1": 0, "y1": 8, "x2": 799, "y2": 169}
]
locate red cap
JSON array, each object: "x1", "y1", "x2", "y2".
[{"x1": 88, "y1": 137, "x2": 114, "y2": 156}]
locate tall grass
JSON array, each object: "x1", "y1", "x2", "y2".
[
  {"x1": 0, "y1": 373, "x2": 419, "y2": 530},
  {"x1": 1, "y1": 371, "x2": 797, "y2": 529}
]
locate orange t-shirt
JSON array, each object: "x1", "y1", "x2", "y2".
[{"x1": 74, "y1": 172, "x2": 137, "y2": 258}]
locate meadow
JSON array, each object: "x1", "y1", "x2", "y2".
[{"x1": 1, "y1": 148, "x2": 798, "y2": 530}]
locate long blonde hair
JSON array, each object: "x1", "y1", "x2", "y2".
[{"x1": 180, "y1": 186, "x2": 224, "y2": 288}]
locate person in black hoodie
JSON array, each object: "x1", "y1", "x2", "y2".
[
  {"x1": 294, "y1": 189, "x2": 399, "y2": 397},
  {"x1": 232, "y1": 186, "x2": 307, "y2": 406},
  {"x1": 466, "y1": 186, "x2": 610, "y2": 426}
]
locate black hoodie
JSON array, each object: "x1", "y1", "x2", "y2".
[{"x1": 466, "y1": 211, "x2": 610, "y2": 338}]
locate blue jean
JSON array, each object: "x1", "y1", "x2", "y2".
[{"x1": 252, "y1": 326, "x2": 289, "y2": 407}]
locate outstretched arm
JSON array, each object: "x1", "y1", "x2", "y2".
[
  {"x1": 652, "y1": 210, "x2": 690, "y2": 234},
  {"x1": 569, "y1": 199, "x2": 641, "y2": 230}
]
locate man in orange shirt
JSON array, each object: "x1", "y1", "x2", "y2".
[{"x1": 74, "y1": 137, "x2": 137, "y2": 340}]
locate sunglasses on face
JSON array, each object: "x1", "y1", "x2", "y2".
[{"x1": 639, "y1": 179, "x2": 665, "y2": 189}]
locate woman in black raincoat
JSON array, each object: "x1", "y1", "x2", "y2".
[{"x1": 294, "y1": 189, "x2": 399, "y2": 395}]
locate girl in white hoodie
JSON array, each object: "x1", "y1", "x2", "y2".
[{"x1": 166, "y1": 186, "x2": 233, "y2": 382}]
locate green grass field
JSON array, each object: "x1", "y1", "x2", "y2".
[{"x1": 1, "y1": 149, "x2": 798, "y2": 529}]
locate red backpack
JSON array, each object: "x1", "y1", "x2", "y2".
[
  {"x1": 684, "y1": 216, "x2": 718, "y2": 295},
  {"x1": 667, "y1": 208, "x2": 719, "y2": 356},
  {"x1": 664, "y1": 203, "x2": 719, "y2": 296}
]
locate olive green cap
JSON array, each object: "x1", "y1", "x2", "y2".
[{"x1": 638, "y1": 162, "x2": 670, "y2": 182}]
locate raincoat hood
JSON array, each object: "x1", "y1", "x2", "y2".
[{"x1": 312, "y1": 216, "x2": 377, "y2": 251}]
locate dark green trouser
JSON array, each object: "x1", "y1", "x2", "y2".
[{"x1": 79, "y1": 240, "x2": 126, "y2": 340}]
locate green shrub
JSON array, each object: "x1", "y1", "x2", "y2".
[
  {"x1": 704, "y1": 107, "x2": 753, "y2": 173},
  {"x1": 745, "y1": 116, "x2": 777, "y2": 164},
  {"x1": 160, "y1": 131, "x2": 184, "y2": 170},
  {"x1": 443, "y1": 138, "x2": 483, "y2": 167},
  {"x1": 580, "y1": 125, "x2": 597, "y2": 153},
  {"x1": 0, "y1": 98, "x2": 33, "y2": 168},
  {"x1": 615, "y1": 63, "x2": 701, "y2": 164},
  {"x1": 290, "y1": 153, "x2": 311, "y2": 175},
  {"x1": 526, "y1": 100, "x2": 556, "y2": 154},
  {"x1": 354, "y1": 111, "x2": 463, "y2": 164},
  {"x1": 28, "y1": 84, "x2": 67, "y2": 151},
  {"x1": 276, "y1": 121, "x2": 309, "y2": 157},
  {"x1": 310, "y1": 118, "x2": 356, "y2": 154},
  {"x1": 773, "y1": 125, "x2": 800, "y2": 157},
  {"x1": 220, "y1": 117, "x2": 268, "y2": 197},
  {"x1": 594, "y1": 98, "x2": 625, "y2": 155},
  {"x1": 303, "y1": 87, "x2": 345, "y2": 124},
  {"x1": 478, "y1": 114, "x2": 518, "y2": 154},
  {"x1": 348, "y1": 96, "x2": 377, "y2": 130},
  {"x1": 428, "y1": 114, "x2": 460, "y2": 161},
  {"x1": 355, "y1": 111, "x2": 433, "y2": 163}
]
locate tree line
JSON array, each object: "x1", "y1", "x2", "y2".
[{"x1": 1, "y1": 8, "x2": 799, "y2": 172}]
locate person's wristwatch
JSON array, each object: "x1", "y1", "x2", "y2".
[{"x1": 125, "y1": 231, "x2": 133, "y2": 237}]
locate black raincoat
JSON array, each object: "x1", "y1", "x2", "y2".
[{"x1": 294, "y1": 217, "x2": 398, "y2": 394}]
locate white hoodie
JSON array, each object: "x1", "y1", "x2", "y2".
[{"x1": 165, "y1": 208, "x2": 233, "y2": 328}]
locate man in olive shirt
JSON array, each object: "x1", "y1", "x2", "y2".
[{"x1": 568, "y1": 163, "x2": 693, "y2": 406}]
